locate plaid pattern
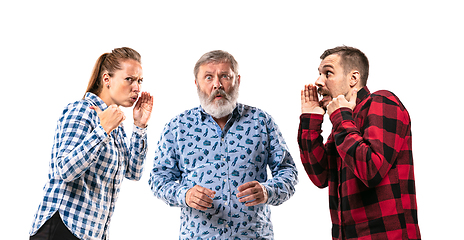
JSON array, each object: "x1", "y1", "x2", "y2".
[
  {"x1": 298, "y1": 87, "x2": 421, "y2": 239},
  {"x1": 30, "y1": 92, "x2": 148, "y2": 240},
  {"x1": 149, "y1": 104, "x2": 298, "y2": 239}
]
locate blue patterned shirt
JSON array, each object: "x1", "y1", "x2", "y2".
[
  {"x1": 30, "y1": 92, "x2": 148, "y2": 240},
  {"x1": 149, "y1": 103, "x2": 298, "y2": 240}
]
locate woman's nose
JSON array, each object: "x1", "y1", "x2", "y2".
[{"x1": 132, "y1": 81, "x2": 141, "y2": 92}]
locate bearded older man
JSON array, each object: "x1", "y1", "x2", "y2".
[{"x1": 149, "y1": 50, "x2": 298, "y2": 239}]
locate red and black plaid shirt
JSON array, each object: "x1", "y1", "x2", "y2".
[{"x1": 298, "y1": 87, "x2": 421, "y2": 239}]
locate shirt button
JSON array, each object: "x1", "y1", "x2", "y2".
[
  {"x1": 222, "y1": 158, "x2": 226, "y2": 161},
  {"x1": 224, "y1": 201, "x2": 228, "y2": 206},
  {"x1": 223, "y1": 179, "x2": 227, "y2": 182},
  {"x1": 225, "y1": 224, "x2": 229, "y2": 228}
]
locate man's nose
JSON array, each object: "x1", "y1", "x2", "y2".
[
  {"x1": 315, "y1": 75, "x2": 325, "y2": 87},
  {"x1": 213, "y1": 77, "x2": 223, "y2": 90}
]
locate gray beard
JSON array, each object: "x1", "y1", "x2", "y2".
[{"x1": 197, "y1": 84, "x2": 239, "y2": 119}]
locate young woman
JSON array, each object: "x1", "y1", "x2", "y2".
[{"x1": 29, "y1": 47, "x2": 153, "y2": 240}]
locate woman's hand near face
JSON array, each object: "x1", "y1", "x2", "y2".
[
  {"x1": 90, "y1": 105, "x2": 126, "y2": 135},
  {"x1": 133, "y1": 92, "x2": 153, "y2": 128}
]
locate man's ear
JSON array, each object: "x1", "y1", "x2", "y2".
[
  {"x1": 237, "y1": 75, "x2": 241, "y2": 86},
  {"x1": 350, "y1": 70, "x2": 360, "y2": 87}
]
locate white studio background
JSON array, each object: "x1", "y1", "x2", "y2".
[{"x1": 1, "y1": 1, "x2": 462, "y2": 239}]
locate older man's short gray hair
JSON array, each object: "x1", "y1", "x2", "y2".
[{"x1": 194, "y1": 50, "x2": 239, "y2": 79}]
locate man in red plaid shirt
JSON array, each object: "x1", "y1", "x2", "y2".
[{"x1": 298, "y1": 46, "x2": 421, "y2": 239}]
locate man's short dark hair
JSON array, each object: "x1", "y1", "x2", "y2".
[{"x1": 320, "y1": 46, "x2": 369, "y2": 86}]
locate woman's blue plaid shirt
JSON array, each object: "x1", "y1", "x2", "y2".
[{"x1": 30, "y1": 92, "x2": 148, "y2": 240}]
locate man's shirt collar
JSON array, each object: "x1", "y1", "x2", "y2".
[
  {"x1": 198, "y1": 103, "x2": 243, "y2": 122},
  {"x1": 356, "y1": 86, "x2": 371, "y2": 106}
]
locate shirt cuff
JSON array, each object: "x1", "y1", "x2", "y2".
[
  {"x1": 329, "y1": 107, "x2": 354, "y2": 130},
  {"x1": 177, "y1": 186, "x2": 190, "y2": 208},
  {"x1": 95, "y1": 124, "x2": 110, "y2": 142},
  {"x1": 300, "y1": 113, "x2": 324, "y2": 130},
  {"x1": 133, "y1": 124, "x2": 148, "y2": 135}
]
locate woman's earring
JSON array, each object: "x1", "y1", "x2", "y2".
[{"x1": 107, "y1": 84, "x2": 110, "y2": 88}]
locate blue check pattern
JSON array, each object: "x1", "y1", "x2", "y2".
[
  {"x1": 30, "y1": 92, "x2": 148, "y2": 240},
  {"x1": 149, "y1": 104, "x2": 298, "y2": 240}
]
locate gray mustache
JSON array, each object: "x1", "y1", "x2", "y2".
[{"x1": 209, "y1": 89, "x2": 229, "y2": 101}]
